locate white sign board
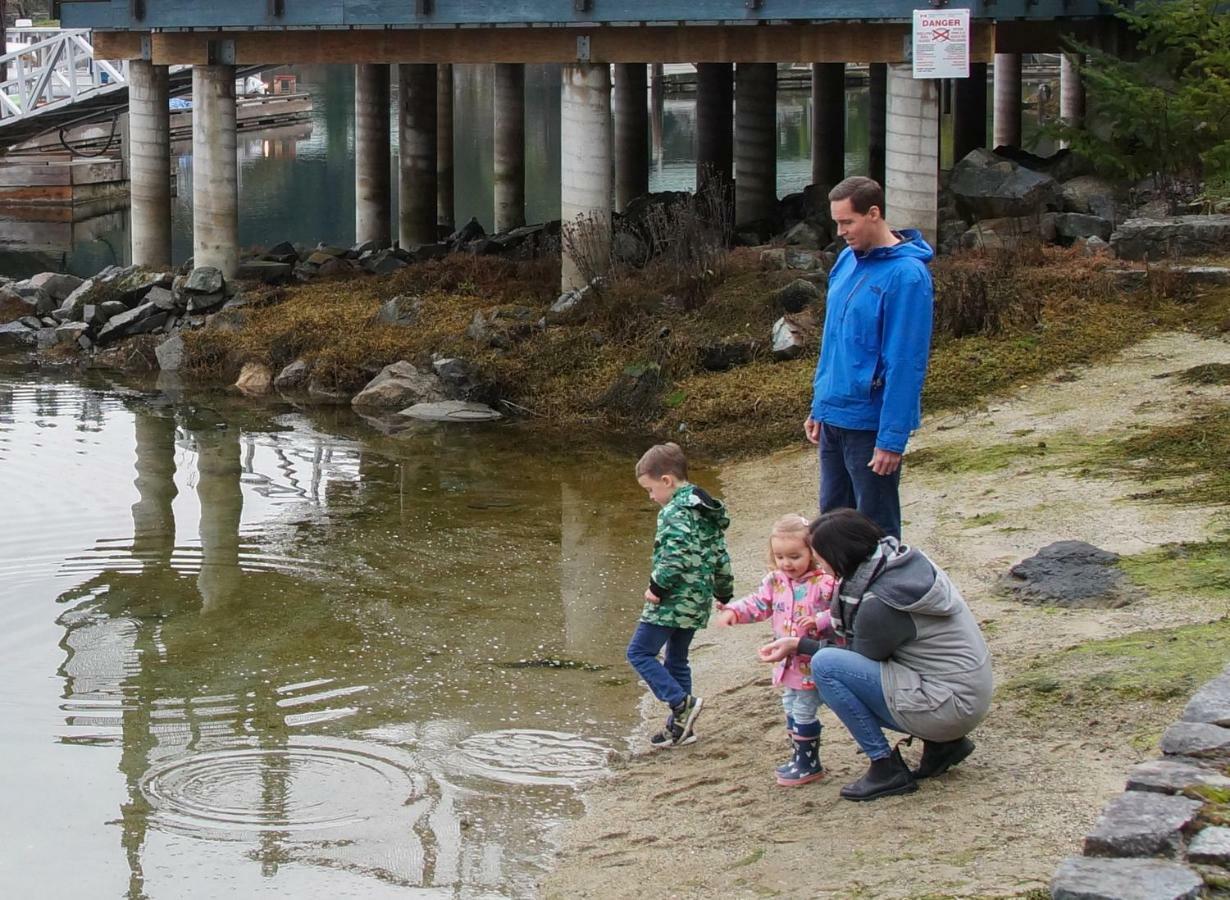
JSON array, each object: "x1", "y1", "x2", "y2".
[{"x1": 912, "y1": 9, "x2": 971, "y2": 79}]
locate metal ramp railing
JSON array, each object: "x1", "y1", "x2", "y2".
[{"x1": 0, "y1": 29, "x2": 128, "y2": 127}]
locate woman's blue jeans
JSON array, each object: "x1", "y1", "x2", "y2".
[{"x1": 811, "y1": 647, "x2": 903, "y2": 760}]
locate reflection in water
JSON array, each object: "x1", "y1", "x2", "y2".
[{"x1": 0, "y1": 368, "x2": 659, "y2": 897}]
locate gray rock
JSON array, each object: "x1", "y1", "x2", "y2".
[
  {"x1": 184, "y1": 266, "x2": 224, "y2": 295},
  {"x1": 1074, "y1": 235, "x2": 1113, "y2": 258},
  {"x1": 1161, "y1": 721, "x2": 1230, "y2": 759},
  {"x1": 99, "y1": 266, "x2": 172, "y2": 305},
  {"x1": 1051, "y1": 856, "x2": 1203, "y2": 900},
  {"x1": 698, "y1": 339, "x2": 757, "y2": 372},
  {"x1": 1083, "y1": 791, "x2": 1202, "y2": 858},
  {"x1": 949, "y1": 148, "x2": 1062, "y2": 221},
  {"x1": 432, "y1": 357, "x2": 479, "y2": 398},
  {"x1": 1177, "y1": 266, "x2": 1230, "y2": 286},
  {"x1": 960, "y1": 213, "x2": 1058, "y2": 250},
  {"x1": 0, "y1": 320, "x2": 36, "y2": 350},
  {"x1": 408, "y1": 242, "x2": 449, "y2": 263},
  {"x1": 95, "y1": 301, "x2": 170, "y2": 345},
  {"x1": 154, "y1": 334, "x2": 185, "y2": 371},
  {"x1": 35, "y1": 327, "x2": 58, "y2": 349},
  {"x1": 771, "y1": 310, "x2": 819, "y2": 361},
  {"x1": 1187, "y1": 825, "x2": 1230, "y2": 865},
  {"x1": 97, "y1": 300, "x2": 128, "y2": 322},
  {"x1": 376, "y1": 294, "x2": 423, "y2": 327},
  {"x1": 1126, "y1": 757, "x2": 1230, "y2": 795},
  {"x1": 274, "y1": 359, "x2": 311, "y2": 391},
  {"x1": 316, "y1": 256, "x2": 352, "y2": 277},
  {"x1": 1111, "y1": 215, "x2": 1230, "y2": 261},
  {"x1": 55, "y1": 322, "x2": 89, "y2": 346},
  {"x1": 363, "y1": 249, "x2": 408, "y2": 275},
  {"x1": 56, "y1": 277, "x2": 95, "y2": 320},
  {"x1": 33, "y1": 291, "x2": 59, "y2": 316},
  {"x1": 546, "y1": 285, "x2": 598, "y2": 325},
  {"x1": 19, "y1": 315, "x2": 42, "y2": 329},
  {"x1": 263, "y1": 241, "x2": 299, "y2": 264},
  {"x1": 1182, "y1": 673, "x2": 1230, "y2": 727},
  {"x1": 236, "y1": 259, "x2": 293, "y2": 284},
  {"x1": 351, "y1": 239, "x2": 377, "y2": 255},
  {"x1": 351, "y1": 361, "x2": 447, "y2": 409},
  {"x1": 186, "y1": 291, "x2": 226, "y2": 315},
  {"x1": 144, "y1": 285, "x2": 177, "y2": 311},
  {"x1": 24, "y1": 272, "x2": 84, "y2": 302},
  {"x1": 612, "y1": 231, "x2": 649, "y2": 266},
  {"x1": 468, "y1": 305, "x2": 537, "y2": 347},
  {"x1": 784, "y1": 220, "x2": 827, "y2": 250},
  {"x1": 1061, "y1": 175, "x2": 1119, "y2": 221},
  {"x1": 77, "y1": 335, "x2": 92, "y2": 352},
  {"x1": 1001, "y1": 541, "x2": 1130, "y2": 608},
  {"x1": 397, "y1": 400, "x2": 502, "y2": 422},
  {"x1": 772, "y1": 278, "x2": 822, "y2": 314},
  {"x1": 1054, "y1": 213, "x2": 1113, "y2": 244},
  {"x1": 314, "y1": 244, "x2": 348, "y2": 258}
]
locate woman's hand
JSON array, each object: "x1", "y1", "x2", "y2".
[
  {"x1": 796, "y1": 615, "x2": 817, "y2": 636},
  {"x1": 758, "y1": 636, "x2": 800, "y2": 663}
]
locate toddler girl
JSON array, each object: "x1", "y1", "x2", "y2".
[{"x1": 714, "y1": 514, "x2": 835, "y2": 786}]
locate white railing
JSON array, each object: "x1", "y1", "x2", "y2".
[{"x1": 0, "y1": 29, "x2": 128, "y2": 124}]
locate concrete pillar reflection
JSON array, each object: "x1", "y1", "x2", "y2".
[
  {"x1": 398, "y1": 63, "x2": 438, "y2": 248},
  {"x1": 993, "y1": 53, "x2": 1022, "y2": 148},
  {"x1": 354, "y1": 64, "x2": 392, "y2": 247},
  {"x1": 560, "y1": 63, "x2": 612, "y2": 293},
  {"x1": 437, "y1": 64, "x2": 455, "y2": 231},
  {"x1": 128, "y1": 60, "x2": 171, "y2": 268},
  {"x1": 651, "y1": 63, "x2": 665, "y2": 173},
  {"x1": 734, "y1": 62, "x2": 776, "y2": 226},
  {"x1": 885, "y1": 63, "x2": 939, "y2": 247},
  {"x1": 811, "y1": 62, "x2": 845, "y2": 188},
  {"x1": 494, "y1": 63, "x2": 526, "y2": 233},
  {"x1": 952, "y1": 62, "x2": 988, "y2": 163},
  {"x1": 613, "y1": 63, "x2": 649, "y2": 213},
  {"x1": 131, "y1": 412, "x2": 177, "y2": 565},
  {"x1": 695, "y1": 63, "x2": 733, "y2": 199},
  {"x1": 195, "y1": 426, "x2": 242, "y2": 610},
  {"x1": 192, "y1": 65, "x2": 239, "y2": 277}
]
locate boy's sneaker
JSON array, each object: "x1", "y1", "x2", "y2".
[
  {"x1": 671, "y1": 695, "x2": 704, "y2": 745},
  {"x1": 649, "y1": 716, "x2": 684, "y2": 749}
]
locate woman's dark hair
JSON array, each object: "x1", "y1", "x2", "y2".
[{"x1": 808, "y1": 509, "x2": 885, "y2": 580}]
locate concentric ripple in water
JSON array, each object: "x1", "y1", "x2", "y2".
[
  {"x1": 452, "y1": 729, "x2": 611, "y2": 787},
  {"x1": 141, "y1": 740, "x2": 420, "y2": 839}
]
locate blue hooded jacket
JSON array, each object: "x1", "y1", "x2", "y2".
[{"x1": 810, "y1": 230, "x2": 935, "y2": 454}]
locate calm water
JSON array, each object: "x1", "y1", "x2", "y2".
[{"x1": 0, "y1": 363, "x2": 682, "y2": 897}]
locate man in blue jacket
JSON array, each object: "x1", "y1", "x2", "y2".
[{"x1": 803, "y1": 176, "x2": 934, "y2": 539}]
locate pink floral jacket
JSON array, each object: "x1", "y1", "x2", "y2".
[{"x1": 724, "y1": 570, "x2": 836, "y2": 689}]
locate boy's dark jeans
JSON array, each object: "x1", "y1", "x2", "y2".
[
  {"x1": 626, "y1": 621, "x2": 696, "y2": 709},
  {"x1": 818, "y1": 422, "x2": 902, "y2": 539}
]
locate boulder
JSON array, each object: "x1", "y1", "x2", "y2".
[
  {"x1": 1161, "y1": 721, "x2": 1230, "y2": 759},
  {"x1": 234, "y1": 362, "x2": 273, "y2": 396},
  {"x1": 154, "y1": 334, "x2": 185, "y2": 371},
  {"x1": 34, "y1": 327, "x2": 57, "y2": 350},
  {"x1": 33, "y1": 292, "x2": 59, "y2": 317},
  {"x1": 772, "y1": 278, "x2": 823, "y2": 314},
  {"x1": 771, "y1": 310, "x2": 819, "y2": 361},
  {"x1": 432, "y1": 357, "x2": 480, "y2": 398},
  {"x1": 143, "y1": 286, "x2": 177, "y2": 311},
  {"x1": 362, "y1": 249, "x2": 408, "y2": 275},
  {"x1": 57, "y1": 277, "x2": 96, "y2": 320},
  {"x1": 1125, "y1": 757, "x2": 1230, "y2": 795},
  {"x1": 351, "y1": 361, "x2": 447, "y2": 409},
  {"x1": 0, "y1": 321, "x2": 38, "y2": 350},
  {"x1": 375, "y1": 295, "x2": 423, "y2": 327},
  {"x1": 698, "y1": 339, "x2": 757, "y2": 372},
  {"x1": 1175, "y1": 265, "x2": 1230, "y2": 287},
  {"x1": 1182, "y1": 672, "x2": 1230, "y2": 727},
  {"x1": 546, "y1": 283, "x2": 602, "y2": 325},
  {"x1": 236, "y1": 259, "x2": 293, "y2": 284},
  {"x1": 313, "y1": 244, "x2": 348, "y2": 258},
  {"x1": 959, "y1": 213, "x2": 1057, "y2": 250},
  {"x1": 783, "y1": 220, "x2": 829, "y2": 250},
  {"x1": 1074, "y1": 235, "x2": 1114, "y2": 258},
  {"x1": 1082, "y1": 791, "x2": 1202, "y2": 858},
  {"x1": 1053, "y1": 213, "x2": 1113, "y2": 244},
  {"x1": 407, "y1": 242, "x2": 449, "y2": 263},
  {"x1": 949, "y1": 148, "x2": 1062, "y2": 221},
  {"x1": 263, "y1": 241, "x2": 299, "y2": 265},
  {"x1": 994, "y1": 146, "x2": 1094, "y2": 184},
  {"x1": 183, "y1": 266, "x2": 225, "y2": 295},
  {"x1": 94, "y1": 301, "x2": 169, "y2": 345},
  {"x1": 54, "y1": 322, "x2": 89, "y2": 346},
  {"x1": 612, "y1": 231, "x2": 649, "y2": 267},
  {"x1": 307, "y1": 377, "x2": 352, "y2": 403},
  {"x1": 1000, "y1": 541, "x2": 1130, "y2": 608},
  {"x1": 1051, "y1": 857, "x2": 1203, "y2": 900},
  {"x1": 315, "y1": 256, "x2": 352, "y2": 277},
  {"x1": 24, "y1": 272, "x2": 84, "y2": 302},
  {"x1": 447, "y1": 217, "x2": 486, "y2": 248},
  {"x1": 97, "y1": 299, "x2": 127, "y2": 322},
  {"x1": 100, "y1": 266, "x2": 173, "y2": 305},
  {"x1": 274, "y1": 359, "x2": 311, "y2": 391},
  {"x1": 1111, "y1": 215, "x2": 1230, "y2": 261},
  {"x1": 19, "y1": 315, "x2": 41, "y2": 329},
  {"x1": 467, "y1": 305, "x2": 536, "y2": 348},
  {"x1": 397, "y1": 400, "x2": 503, "y2": 422},
  {"x1": 185, "y1": 291, "x2": 226, "y2": 315},
  {"x1": 1187, "y1": 826, "x2": 1230, "y2": 865},
  {"x1": 1061, "y1": 175, "x2": 1119, "y2": 221}
]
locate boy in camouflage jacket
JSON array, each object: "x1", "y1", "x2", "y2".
[{"x1": 627, "y1": 443, "x2": 734, "y2": 748}]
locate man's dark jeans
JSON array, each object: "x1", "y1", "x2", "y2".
[{"x1": 818, "y1": 422, "x2": 902, "y2": 539}]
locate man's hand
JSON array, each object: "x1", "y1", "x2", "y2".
[
  {"x1": 804, "y1": 416, "x2": 821, "y2": 446},
  {"x1": 757, "y1": 636, "x2": 801, "y2": 663},
  {"x1": 644, "y1": 588, "x2": 661, "y2": 604},
  {"x1": 868, "y1": 447, "x2": 902, "y2": 476}
]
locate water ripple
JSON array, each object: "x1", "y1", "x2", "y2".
[{"x1": 451, "y1": 729, "x2": 611, "y2": 787}]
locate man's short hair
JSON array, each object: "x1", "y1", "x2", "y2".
[
  {"x1": 636, "y1": 442, "x2": 689, "y2": 480},
  {"x1": 828, "y1": 176, "x2": 885, "y2": 216}
]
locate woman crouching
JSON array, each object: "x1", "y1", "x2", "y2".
[{"x1": 758, "y1": 508, "x2": 992, "y2": 801}]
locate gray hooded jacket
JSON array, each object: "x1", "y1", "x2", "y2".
[{"x1": 829, "y1": 537, "x2": 993, "y2": 742}]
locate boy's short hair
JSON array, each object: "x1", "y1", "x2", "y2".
[
  {"x1": 808, "y1": 508, "x2": 885, "y2": 580},
  {"x1": 635, "y1": 442, "x2": 689, "y2": 480},
  {"x1": 828, "y1": 176, "x2": 885, "y2": 216}
]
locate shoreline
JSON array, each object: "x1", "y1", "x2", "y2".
[{"x1": 542, "y1": 331, "x2": 1230, "y2": 899}]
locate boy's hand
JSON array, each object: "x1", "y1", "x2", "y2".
[
  {"x1": 713, "y1": 609, "x2": 736, "y2": 628},
  {"x1": 644, "y1": 588, "x2": 661, "y2": 604}
]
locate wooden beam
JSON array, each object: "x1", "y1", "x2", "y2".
[{"x1": 96, "y1": 24, "x2": 995, "y2": 65}]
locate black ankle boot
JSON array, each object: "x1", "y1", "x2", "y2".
[
  {"x1": 839, "y1": 747, "x2": 917, "y2": 802},
  {"x1": 912, "y1": 736, "x2": 975, "y2": 780}
]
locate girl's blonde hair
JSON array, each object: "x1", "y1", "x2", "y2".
[{"x1": 766, "y1": 514, "x2": 814, "y2": 570}]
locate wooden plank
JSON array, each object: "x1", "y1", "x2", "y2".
[
  {"x1": 0, "y1": 185, "x2": 74, "y2": 203},
  {"x1": 142, "y1": 23, "x2": 996, "y2": 65},
  {"x1": 69, "y1": 160, "x2": 126, "y2": 186},
  {"x1": 0, "y1": 164, "x2": 72, "y2": 187},
  {"x1": 92, "y1": 30, "x2": 144, "y2": 60}
]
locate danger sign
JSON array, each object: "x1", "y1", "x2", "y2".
[{"x1": 913, "y1": 8, "x2": 971, "y2": 79}]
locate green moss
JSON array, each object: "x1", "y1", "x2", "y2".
[
  {"x1": 1174, "y1": 363, "x2": 1230, "y2": 386},
  {"x1": 727, "y1": 848, "x2": 765, "y2": 869},
  {"x1": 908, "y1": 436, "x2": 1082, "y2": 474},
  {"x1": 1004, "y1": 619, "x2": 1230, "y2": 713},
  {"x1": 1119, "y1": 541, "x2": 1230, "y2": 598},
  {"x1": 962, "y1": 512, "x2": 1004, "y2": 528}
]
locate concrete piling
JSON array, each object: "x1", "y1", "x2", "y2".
[
  {"x1": 613, "y1": 62, "x2": 649, "y2": 213},
  {"x1": 734, "y1": 62, "x2": 776, "y2": 226},
  {"x1": 129, "y1": 60, "x2": 171, "y2": 269},
  {"x1": 493, "y1": 63, "x2": 526, "y2": 233},
  {"x1": 398, "y1": 63, "x2": 438, "y2": 248},
  {"x1": 811, "y1": 62, "x2": 845, "y2": 189},
  {"x1": 885, "y1": 63, "x2": 939, "y2": 247},
  {"x1": 993, "y1": 53, "x2": 1022, "y2": 148},
  {"x1": 191, "y1": 64, "x2": 238, "y2": 278},
  {"x1": 560, "y1": 63, "x2": 612, "y2": 293},
  {"x1": 354, "y1": 63, "x2": 391, "y2": 247}
]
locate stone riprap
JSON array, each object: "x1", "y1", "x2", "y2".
[
  {"x1": 1182, "y1": 675, "x2": 1230, "y2": 728},
  {"x1": 1051, "y1": 663, "x2": 1230, "y2": 899}
]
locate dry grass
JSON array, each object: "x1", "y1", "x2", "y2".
[{"x1": 182, "y1": 245, "x2": 1230, "y2": 459}]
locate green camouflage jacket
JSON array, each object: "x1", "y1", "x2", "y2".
[{"x1": 643, "y1": 483, "x2": 734, "y2": 629}]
